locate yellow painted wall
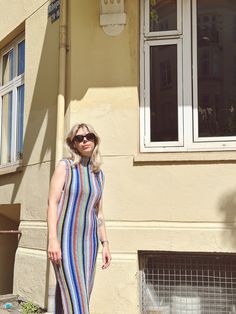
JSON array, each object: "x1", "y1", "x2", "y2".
[
  {"x1": 68, "y1": 1, "x2": 236, "y2": 313},
  {"x1": 1, "y1": 0, "x2": 236, "y2": 312},
  {"x1": 0, "y1": 0, "x2": 59, "y2": 308}
]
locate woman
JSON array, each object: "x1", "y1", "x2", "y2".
[{"x1": 47, "y1": 123, "x2": 111, "y2": 314}]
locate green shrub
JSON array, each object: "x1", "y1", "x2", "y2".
[{"x1": 21, "y1": 301, "x2": 42, "y2": 314}]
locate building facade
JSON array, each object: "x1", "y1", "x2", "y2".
[{"x1": 1, "y1": 0, "x2": 236, "y2": 313}]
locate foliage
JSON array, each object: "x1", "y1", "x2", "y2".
[
  {"x1": 150, "y1": 0, "x2": 159, "y2": 25},
  {"x1": 21, "y1": 301, "x2": 43, "y2": 314}
]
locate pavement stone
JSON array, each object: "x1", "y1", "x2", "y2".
[{"x1": 0, "y1": 294, "x2": 44, "y2": 313}]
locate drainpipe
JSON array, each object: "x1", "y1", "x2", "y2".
[{"x1": 47, "y1": 0, "x2": 67, "y2": 312}]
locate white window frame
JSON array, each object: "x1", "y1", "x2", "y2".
[
  {"x1": 0, "y1": 34, "x2": 25, "y2": 165},
  {"x1": 140, "y1": 0, "x2": 236, "y2": 153},
  {"x1": 191, "y1": 0, "x2": 236, "y2": 148},
  {"x1": 144, "y1": 0, "x2": 183, "y2": 37},
  {"x1": 144, "y1": 39, "x2": 184, "y2": 150}
]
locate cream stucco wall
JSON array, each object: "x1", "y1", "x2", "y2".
[
  {"x1": 1, "y1": 0, "x2": 236, "y2": 312},
  {"x1": 68, "y1": 1, "x2": 236, "y2": 314},
  {"x1": 0, "y1": 0, "x2": 59, "y2": 308}
]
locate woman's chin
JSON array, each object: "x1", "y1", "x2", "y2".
[{"x1": 81, "y1": 151, "x2": 92, "y2": 157}]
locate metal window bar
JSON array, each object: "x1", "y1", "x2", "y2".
[
  {"x1": 0, "y1": 230, "x2": 21, "y2": 235},
  {"x1": 139, "y1": 251, "x2": 236, "y2": 314}
]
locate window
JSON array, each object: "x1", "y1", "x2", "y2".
[
  {"x1": 141, "y1": 0, "x2": 236, "y2": 152},
  {"x1": 139, "y1": 251, "x2": 236, "y2": 313},
  {"x1": 0, "y1": 35, "x2": 25, "y2": 165}
]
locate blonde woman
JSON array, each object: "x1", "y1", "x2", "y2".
[{"x1": 47, "y1": 123, "x2": 111, "y2": 314}]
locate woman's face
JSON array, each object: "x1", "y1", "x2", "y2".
[{"x1": 73, "y1": 127, "x2": 96, "y2": 157}]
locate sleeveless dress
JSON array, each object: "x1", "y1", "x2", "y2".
[{"x1": 53, "y1": 158, "x2": 104, "y2": 314}]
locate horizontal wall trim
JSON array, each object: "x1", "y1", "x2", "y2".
[
  {"x1": 19, "y1": 220, "x2": 236, "y2": 230},
  {"x1": 97, "y1": 252, "x2": 137, "y2": 261},
  {"x1": 0, "y1": 161, "x2": 23, "y2": 176},
  {"x1": 134, "y1": 151, "x2": 236, "y2": 164},
  {"x1": 105, "y1": 220, "x2": 236, "y2": 230},
  {"x1": 20, "y1": 221, "x2": 47, "y2": 228},
  {"x1": 17, "y1": 247, "x2": 47, "y2": 257}
]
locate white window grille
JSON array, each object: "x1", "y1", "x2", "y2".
[
  {"x1": 140, "y1": 0, "x2": 236, "y2": 152},
  {"x1": 139, "y1": 251, "x2": 236, "y2": 314},
  {"x1": 0, "y1": 34, "x2": 25, "y2": 165}
]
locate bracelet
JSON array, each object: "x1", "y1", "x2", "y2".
[{"x1": 101, "y1": 240, "x2": 109, "y2": 246}]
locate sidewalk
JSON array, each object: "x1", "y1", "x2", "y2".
[
  {"x1": 0, "y1": 295, "x2": 21, "y2": 313},
  {"x1": 0, "y1": 294, "x2": 45, "y2": 314}
]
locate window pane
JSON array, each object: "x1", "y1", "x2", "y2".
[
  {"x1": 2, "y1": 49, "x2": 14, "y2": 85},
  {"x1": 17, "y1": 85, "x2": 24, "y2": 159},
  {"x1": 1, "y1": 92, "x2": 12, "y2": 164},
  {"x1": 150, "y1": 45, "x2": 178, "y2": 142},
  {"x1": 150, "y1": 0, "x2": 177, "y2": 32},
  {"x1": 197, "y1": 0, "x2": 236, "y2": 137},
  {"x1": 18, "y1": 40, "x2": 25, "y2": 76}
]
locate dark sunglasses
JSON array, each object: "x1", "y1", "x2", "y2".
[{"x1": 73, "y1": 133, "x2": 96, "y2": 143}]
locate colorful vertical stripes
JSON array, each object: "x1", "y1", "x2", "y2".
[{"x1": 54, "y1": 158, "x2": 103, "y2": 314}]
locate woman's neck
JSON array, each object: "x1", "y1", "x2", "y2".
[{"x1": 80, "y1": 155, "x2": 91, "y2": 166}]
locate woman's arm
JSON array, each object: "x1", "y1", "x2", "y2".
[
  {"x1": 47, "y1": 160, "x2": 66, "y2": 264},
  {"x1": 97, "y1": 198, "x2": 112, "y2": 269}
]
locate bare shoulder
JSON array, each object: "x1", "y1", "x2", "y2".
[
  {"x1": 53, "y1": 160, "x2": 67, "y2": 178},
  {"x1": 58, "y1": 159, "x2": 67, "y2": 168},
  {"x1": 49, "y1": 160, "x2": 68, "y2": 197}
]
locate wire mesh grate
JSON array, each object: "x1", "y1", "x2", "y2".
[{"x1": 139, "y1": 252, "x2": 236, "y2": 314}]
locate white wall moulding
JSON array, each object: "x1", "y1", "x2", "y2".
[{"x1": 100, "y1": 0, "x2": 126, "y2": 36}]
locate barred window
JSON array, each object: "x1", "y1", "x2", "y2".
[{"x1": 139, "y1": 251, "x2": 236, "y2": 314}]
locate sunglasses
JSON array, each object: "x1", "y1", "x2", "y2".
[{"x1": 73, "y1": 133, "x2": 96, "y2": 143}]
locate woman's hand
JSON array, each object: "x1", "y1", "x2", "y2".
[
  {"x1": 102, "y1": 243, "x2": 111, "y2": 269},
  {"x1": 48, "y1": 238, "x2": 62, "y2": 265}
]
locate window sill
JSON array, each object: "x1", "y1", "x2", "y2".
[
  {"x1": 134, "y1": 151, "x2": 236, "y2": 164},
  {"x1": 0, "y1": 161, "x2": 23, "y2": 175}
]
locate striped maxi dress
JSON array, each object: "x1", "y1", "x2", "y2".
[{"x1": 53, "y1": 158, "x2": 104, "y2": 314}]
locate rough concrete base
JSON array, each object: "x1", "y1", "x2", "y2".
[
  {"x1": 0, "y1": 294, "x2": 20, "y2": 313},
  {"x1": 0, "y1": 294, "x2": 46, "y2": 313}
]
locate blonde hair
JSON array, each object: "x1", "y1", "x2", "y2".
[{"x1": 65, "y1": 123, "x2": 102, "y2": 173}]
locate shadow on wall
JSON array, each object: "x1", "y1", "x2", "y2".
[
  {"x1": 0, "y1": 6, "x2": 59, "y2": 305},
  {"x1": 0, "y1": 15, "x2": 59, "y2": 203},
  {"x1": 0, "y1": 204, "x2": 20, "y2": 294},
  {"x1": 218, "y1": 189, "x2": 236, "y2": 249}
]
